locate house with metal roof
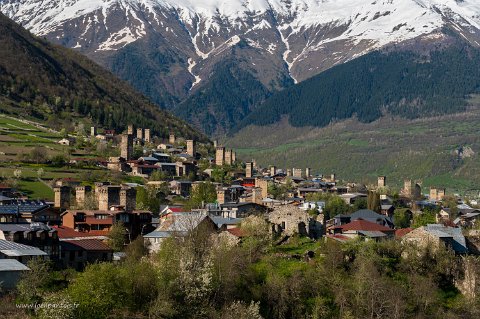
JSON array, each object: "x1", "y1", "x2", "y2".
[
  {"x1": 402, "y1": 224, "x2": 468, "y2": 254},
  {"x1": 143, "y1": 212, "x2": 216, "y2": 253},
  {"x1": 327, "y1": 219, "x2": 395, "y2": 241},
  {"x1": 0, "y1": 259, "x2": 30, "y2": 290},
  {"x1": 0, "y1": 239, "x2": 47, "y2": 264},
  {"x1": 0, "y1": 200, "x2": 50, "y2": 223},
  {"x1": 59, "y1": 239, "x2": 113, "y2": 270}
]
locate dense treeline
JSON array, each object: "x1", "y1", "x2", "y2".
[
  {"x1": 174, "y1": 60, "x2": 273, "y2": 136},
  {"x1": 7, "y1": 217, "x2": 480, "y2": 319},
  {"x1": 236, "y1": 38, "x2": 480, "y2": 131},
  {"x1": 0, "y1": 13, "x2": 206, "y2": 141}
]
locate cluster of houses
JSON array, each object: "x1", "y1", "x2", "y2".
[{"x1": 3, "y1": 126, "x2": 480, "y2": 291}]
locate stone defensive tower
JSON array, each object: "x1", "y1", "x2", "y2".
[
  {"x1": 403, "y1": 179, "x2": 412, "y2": 197},
  {"x1": 144, "y1": 129, "x2": 151, "y2": 143},
  {"x1": 187, "y1": 139, "x2": 196, "y2": 157},
  {"x1": 270, "y1": 166, "x2": 277, "y2": 176},
  {"x1": 224, "y1": 149, "x2": 232, "y2": 165},
  {"x1": 169, "y1": 134, "x2": 176, "y2": 144},
  {"x1": 54, "y1": 186, "x2": 70, "y2": 209},
  {"x1": 293, "y1": 168, "x2": 302, "y2": 178},
  {"x1": 75, "y1": 185, "x2": 92, "y2": 208},
  {"x1": 305, "y1": 168, "x2": 311, "y2": 178},
  {"x1": 90, "y1": 126, "x2": 97, "y2": 137},
  {"x1": 246, "y1": 162, "x2": 254, "y2": 178},
  {"x1": 121, "y1": 134, "x2": 133, "y2": 160},
  {"x1": 215, "y1": 147, "x2": 225, "y2": 166},
  {"x1": 120, "y1": 187, "x2": 137, "y2": 212},
  {"x1": 98, "y1": 185, "x2": 121, "y2": 211},
  {"x1": 136, "y1": 128, "x2": 143, "y2": 140},
  {"x1": 378, "y1": 176, "x2": 386, "y2": 188},
  {"x1": 255, "y1": 178, "x2": 269, "y2": 199},
  {"x1": 127, "y1": 124, "x2": 134, "y2": 135}
]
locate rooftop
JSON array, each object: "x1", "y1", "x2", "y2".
[
  {"x1": 0, "y1": 239, "x2": 47, "y2": 257},
  {"x1": 0, "y1": 259, "x2": 30, "y2": 271}
]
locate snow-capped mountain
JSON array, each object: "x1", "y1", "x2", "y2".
[{"x1": 2, "y1": 0, "x2": 480, "y2": 135}]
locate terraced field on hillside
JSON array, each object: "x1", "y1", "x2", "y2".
[{"x1": 227, "y1": 110, "x2": 480, "y2": 195}]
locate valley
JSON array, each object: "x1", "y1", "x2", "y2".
[{"x1": 227, "y1": 109, "x2": 480, "y2": 194}]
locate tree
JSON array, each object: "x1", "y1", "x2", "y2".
[
  {"x1": 324, "y1": 195, "x2": 349, "y2": 220},
  {"x1": 353, "y1": 197, "x2": 368, "y2": 211},
  {"x1": 16, "y1": 258, "x2": 52, "y2": 304},
  {"x1": 30, "y1": 147, "x2": 48, "y2": 164},
  {"x1": 185, "y1": 182, "x2": 216, "y2": 209},
  {"x1": 412, "y1": 209, "x2": 436, "y2": 228},
  {"x1": 393, "y1": 209, "x2": 412, "y2": 228},
  {"x1": 136, "y1": 186, "x2": 161, "y2": 213},
  {"x1": 367, "y1": 191, "x2": 381, "y2": 213},
  {"x1": 107, "y1": 221, "x2": 127, "y2": 252}
]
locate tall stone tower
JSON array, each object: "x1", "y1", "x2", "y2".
[
  {"x1": 75, "y1": 186, "x2": 92, "y2": 208},
  {"x1": 169, "y1": 134, "x2": 176, "y2": 144},
  {"x1": 121, "y1": 134, "x2": 133, "y2": 160},
  {"x1": 120, "y1": 187, "x2": 137, "y2": 212},
  {"x1": 286, "y1": 168, "x2": 292, "y2": 177},
  {"x1": 98, "y1": 186, "x2": 121, "y2": 211},
  {"x1": 270, "y1": 166, "x2": 277, "y2": 176},
  {"x1": 215, "y1": 147, "x2": 225, "y2": 166},
  {"x1": 246, "y1": 162, "x2": 254, "y2": 178},
  {"x1": 255, "y1": 178, "x2": 269, "y2": 198},
  {"x1": 144, "y1": 129, "x2": 151, "y2": 143},
  {"x1": 54, "y1": 186, "x2": 70, "y2": 209},
  {"x1": 187, "y1": 140, "x2": 196, "y2": 157},
  {"x1": 403, "y1": 179, "x2": 412, "y2": 197},
  {"x1": 252, "y1": 188, "x2": 263, "y2": 205},
  {"x1": 127, "y1": 124, "x2": 134, "y2": 135},
  {"x1": 378, "y1": 176, "x2": 386, "y2": 188},
  {"x1": 224, "y1": 149, "x2": 232, "y2": 165},
  {"x1": 231, "y1": 151, "x2": 236, "y2": 163},
  {"x1": 330, "y1": 174, "x2": 336, "y2": 182},
  {"x1": 305, "y1": 168, "x2": 311, "y2": 178},
  {"x1": 293, "y1": 168, "x2": 302, "y2": 178},
  {"x1": 136, "y1": 128, "x2": 143, "y2": 140},
  {"x1": 90, "y1": 126, "x2": 97, "y2": 137}
]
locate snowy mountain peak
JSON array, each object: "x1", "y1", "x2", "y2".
[{"x1": 1, "y1": 0, "x2": 480, "y2": 121}]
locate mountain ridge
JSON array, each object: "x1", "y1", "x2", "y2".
[
  {"x1": 2, "y1": 0, "x2": 480, "y2": 135},
  {"x1": 0, "y1": 12, "x2": 206, "y2": 141}
]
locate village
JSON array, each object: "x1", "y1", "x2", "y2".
[{"x1": 0, "y1": 122, "x2": 479, "y2": 295}]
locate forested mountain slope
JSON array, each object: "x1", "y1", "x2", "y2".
[{"x1": 0, "y1": 13, "x2": 206, "y2": 140}]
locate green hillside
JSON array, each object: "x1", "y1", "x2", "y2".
[
  {"x1": 227, "y1": 108, "x2": 480, "y2": 195},
  {"x1": 0, "y1": 13, "x2": 206, "y2": 141}
]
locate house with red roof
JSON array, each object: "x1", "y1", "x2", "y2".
[{"x1": 59, "y1": 239, "x2": 113, "y2": 270}]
